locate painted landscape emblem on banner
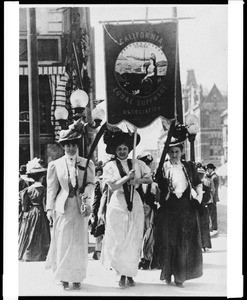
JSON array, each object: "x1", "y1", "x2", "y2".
[{"x1": 115, "y1": 42, "x2": 168, "y2": 98}]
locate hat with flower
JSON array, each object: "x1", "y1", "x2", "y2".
[
  {"x1": 26, "y1": 157, "x2": 47, "y2": 175},
  {"x1": 58, "y1": 118, "x2": 83, "y2": 144}
]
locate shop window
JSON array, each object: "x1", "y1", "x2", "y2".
[{"x1": 19, "y1": 75, "x2": 53, "y2": 134}]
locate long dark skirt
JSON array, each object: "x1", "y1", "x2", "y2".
[
  {"x1": 200, "y1": 205, "x2": 212, "y2": 249},
  {"x1": 153, "y1": 189, "x2": 203, "y2": 283},
  {"x1": 19, "y1": 206, "x2": 51, "y2": 261}
]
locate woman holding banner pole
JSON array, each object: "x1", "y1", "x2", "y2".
[
  {"x1": 154, "y1": 134, "x2": 203, "y2": 288},
  {"x1": 100, "y1": 129, "x2": 153, "y2": 288}
]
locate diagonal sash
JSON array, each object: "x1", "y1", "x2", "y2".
[{"x1": 115, "y1": 158, "x2": 133, "y2": 211}]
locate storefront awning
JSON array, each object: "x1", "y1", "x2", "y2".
[{"x1": 19, "y1": 66, "x2": 66, "y2": 76}]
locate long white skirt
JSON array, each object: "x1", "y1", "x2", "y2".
[
  {"x1": 100, "y1": 189, "x2": 144, "y2": 277},
  {"x1": 45, "y1": 196, "x2": 89, "y2": 282}
]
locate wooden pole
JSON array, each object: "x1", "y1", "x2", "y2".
[
  {"x1": 130, "y1": 128, "x2": 137, "y2": 203},
  {"x1": 172, "y1": 7, "x2": 178, "y2": 123},
  {"x1": 172, "y1": 7, "x2": 183, "y2": 124},
  {"x1": 145, "y1": 7, "x2": 149, "y2": 21},
  {"x1": 156, "y1": 120, "x2": 176, "y2": 176},
  {"x1": 27, "y1": 8, "x2": 40, "y2": 159},
  {"x1": 99, "y1": 17, "x2": 194, "y2": 24}
]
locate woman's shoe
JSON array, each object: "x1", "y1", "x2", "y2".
[
  {"x1": 175, "y1": 281, "x2": 185, "y2": 288},
  {"x1": 165, "y1": 276, "x2": 171, "y2": 285},
  {"x1": 127, "y1": 277, "x2": 135, "y2": 287},
  {"x1": 62, "y1": 281, "x2": 69, "y2": 290},
  {"x1": 73, "y1": 282, "x2": 81, "y2": 289},
  {"x1": 119, "y1": 275, "x2": 126, "y2": 288},
  {"x1": 142, "y1": 259, "x2": 150, "y2": 270}
]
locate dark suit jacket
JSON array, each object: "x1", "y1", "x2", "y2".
[{"x1": 156, "y1": 160, "x2": 201, "y2": 206}]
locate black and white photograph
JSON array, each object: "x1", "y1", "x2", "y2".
[{"x1": 4, "y1": 2, "x2": 243, "y2": 298}]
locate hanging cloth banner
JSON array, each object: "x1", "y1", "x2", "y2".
[{"x1": 103, "y1": 22, "x2": 182, "y2": 128}]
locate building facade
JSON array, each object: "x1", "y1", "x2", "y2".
[
  {"x1": 221, "y1": 109, "x2": 228, "y2": 164},
  {"x1": 183, "y1": 70, "x2": 228, "y2": 167},
  {"x1": 19, "y1": 7, "x2": 95, "y2": 166}
]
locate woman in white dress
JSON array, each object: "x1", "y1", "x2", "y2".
[
  {"x1": 100, "y1": 129, "x2": 153, "y2": 288},
  {"x1": 45, "y1": 124, "x2": 95, "y2": 290}
]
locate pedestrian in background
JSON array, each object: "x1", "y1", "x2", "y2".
[
  {"x1": 19, "y1": 165, "x2": 28, "y2": 192},
  {"x1": 19, "y1": 158, "x2": 50, "y2": 262},
  {"x1": 89, "y1": 166, "x2": 104, "y2": 260},
  {"x1": 197, "y1": 167, "x2": 213, "y2": 252},
  {"x1": 206, "y1": 163, "x2": 220, "y2": 235},
  {"x1": 154, "y1": 138, "x2": 203, "y2": 288},
  {"x1": 45, "y1": 124, "x2": 95, "y2": 290},
  {"x1": 19, "y1": 165, "x2": 29, "y2": 224},
  {"x1": 100, "y1": 129, "x2": 152, "y2": 288},
  {"x1": 137, "y1": 151, "x2": 158, "y2": 270}
]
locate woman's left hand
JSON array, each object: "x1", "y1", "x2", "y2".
[
  {"x1": 129, "y1": 178, "x2": 140, "y2": 185},
  {"x1": 81, "y1": 203, "x2": 92, "y2": 217}
]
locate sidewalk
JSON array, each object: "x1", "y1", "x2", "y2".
[{"x1": 18, "y1": 234, "x2": 227, "y2": 297}]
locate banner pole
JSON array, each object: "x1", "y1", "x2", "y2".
[
  {"x1": 130, "y1": 128, "x2": 137, "y2": 203},
  {"x1": 173, "y1": 7, "x2": 178, "y2": 123}
]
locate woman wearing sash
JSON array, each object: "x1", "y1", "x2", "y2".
[{"x1": 100, "y1": 129, "x2": 153, "y2": 288}]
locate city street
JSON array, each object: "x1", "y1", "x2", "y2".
[{"x1": 18, "y1": 187, "x2": 227, "y2": 297}]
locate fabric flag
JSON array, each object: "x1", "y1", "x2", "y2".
[{"x1": 103, "y1": 22, "x2": 182, "y2": 128}]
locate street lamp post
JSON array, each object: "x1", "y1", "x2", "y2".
[
  {"x1": 187, "y1": 132, "x2": 196, "y2": 162},
  {"x1": 185, "y1": 114, "x2": 199, "y2": 162},
  {"x1": 54, "y1": 107, "x2": 69, "y2": 130},
  {"x1": 54, "y1": 89, "x2": 105, "y2": 159}
]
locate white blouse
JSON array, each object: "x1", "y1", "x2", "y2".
[
  {"x1": 103, "y1": 158, "x2": 151, "y2": 191},
  {"x1": 163, "y1": 160, "x2": 188, "y2": 198},
  {"x1": 65, "y1": 153, "x2": 78, "y2": 187}
]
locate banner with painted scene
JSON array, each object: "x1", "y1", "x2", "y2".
[{"x1": 103, "y1": 22, "x2": 182, "y2": 128}]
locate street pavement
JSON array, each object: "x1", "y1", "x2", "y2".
[{"x1": 18, "y1": 187, "x2": 228, "y2": 297}]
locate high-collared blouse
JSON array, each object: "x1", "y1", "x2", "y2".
[{"x1": 163, "y1": 160, "x2": 188, "y2": 198}]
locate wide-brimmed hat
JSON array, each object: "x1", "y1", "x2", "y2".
[
  {"x1": 58, "y1": 118, "x2": 83, "y2": 144},
  {"x1": 207, "y1": 163, "x2": 216, "y2": 170},
  {"x1": 169, "y1": 137, "x2": 185, "y2": 148},
  {"x1": 26, "y1": 158, "x2": 47, "y2": 175},
  {"x1": 103, "y1": 129, "x2": 141, "y2": 155}
]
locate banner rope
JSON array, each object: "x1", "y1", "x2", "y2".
[{"x1": 102, "y1": 22, "x2": 122, "y2": 46}]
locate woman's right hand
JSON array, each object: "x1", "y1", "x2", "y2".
[
  {"x1": 128, "y1": 169, "x2": 135, "y2": 180},
  {"x1": 98, "y1": 213, "x2": 105, "y2": 223},
  {"x1": 46, "y1": 209, "x2": 53, "y2": 226}
]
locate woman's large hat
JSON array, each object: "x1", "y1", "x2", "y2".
[
  {"x1": 58, "y1": 118, "x2": 83, "y2": 143},
  {"x1": 103, "y1": 129, "x2": 141, "y2": 155},
  {"x1": 207, "y1": 163, "x2": 216, "y2": 170},
  {"x1": 169, "y1": 137, "x2": 186, "y2": 148},
  {"x1": 26, "y1": 157, "x2": 47, "y2": 175},
  {"x1": 168, "y1": 123, "x2": 187, "y2": 148}
]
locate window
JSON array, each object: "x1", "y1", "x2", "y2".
[
  {"x1": 19, "y1": 75, "x2": 53, "y2": 134},
  {"x1": 19, "y1": 35, "x2": 62, "y2": 65}
]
